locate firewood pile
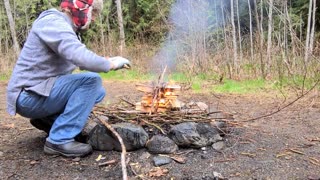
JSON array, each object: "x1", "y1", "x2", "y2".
[
  {"x1": 93, "y1": 68, "x2": 234, "y2": 134},
  {"x1": 135, "y1": 82, "x2": 182, "y2": 113},
  {"x1": 93, "y1": 81, "x2": 234, "y2": 129},
  {"x1": 94, "y1": 101, "x2": 232, "y2": 123}
]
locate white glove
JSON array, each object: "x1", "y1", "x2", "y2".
[{"x1": 109, "y1": 56, "x2": 131, "y2": 70}]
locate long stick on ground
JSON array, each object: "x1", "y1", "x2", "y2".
[
  {"x1": 243, "y1": 80, "x2": 320, "y2": 122},
  {"x1": 93, "y1": 112, "x2": 128, "y2": 180}
]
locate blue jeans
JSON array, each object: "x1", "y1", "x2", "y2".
[{"x1": 16, "y1": 72, "x2": 106, "y2": 145}]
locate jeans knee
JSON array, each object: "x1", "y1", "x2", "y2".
[
  {"x1": 96, "y1": 87, "x2": 106, "y2": 103},
  {"x1": 84, "y1": 72, "x2": 102, "y2": 87}
]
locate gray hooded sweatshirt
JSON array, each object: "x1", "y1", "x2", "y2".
[{"x1": 7, "y1": 9, "x2": 111, "y2": 115}]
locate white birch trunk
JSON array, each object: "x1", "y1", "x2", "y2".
[
  {"x1": 266, "y1": 0, "x2": 273, "y2": 73},
  {"x1": 115, "y1": 0, "x2": 125, "y2": 55},
  {"x1": 304, "y1": 0, "x2": 312, "y2": 63},
  {"x1": 236, "y1": 0, "x2": 242, "y2": 64},
  {"x1": 248, "y1": 0, "x2": 254, "y2": 63},
  {"x1": 4, "y1": 0, "x2": 20, "y2": 57},
  {"x1": 231, "y1": 0, "x2": 239, "y2": 74},
  {"x1": 309, "y1": 0, "x2": 316, "y2": 54}
]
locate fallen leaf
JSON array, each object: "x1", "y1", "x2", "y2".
[
  {"x1": 170, "y1": 155, "x2": 186, "y2": 164},
  {"x1": 148, "y1": 167, "x2": 169, "y2": 177},
  {"x1": 3, "y1": 123, "x2": 15, "y2": 129},
  {"x1": 257, "y1": 148, "x2": 267, "y2": 151},
  {"x1": 309, "y1": 157, "x2": 319, "y2": 163},
  {"x1": 309, "y1": 158, "x2": 320, "y2": 166},
  {"x1": 288, "y1": 148, "x2": 304, "y2": 155},
  {"x1": 19, "y1": 127, "x2": 35, "y2": 131},
  {"x1": 98, "y1": 160, "x2": 117, "y2": 167},
  {"x1": 230, "y1": 172, "x2": 241, "y2": 177},
  {"x1": 240, "y1": 152, "x2": 256, "y2": 158},
  {"x1": 96, "y1": 154, "x2": 103, "y2": 162},
  {"x1": 30, "y1": 160, "x2": 39, "y2": 165},
  {"x1": 310, "y1": 138, "x2": 320, "y2": 142},
  {"x1": 276, "y1": 152, "x2": 292, "y2": 158}
]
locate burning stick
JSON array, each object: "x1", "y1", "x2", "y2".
[
  {"x1": 93, "y1": 112, "x2": 128, "y2": 180},
  {"x1": 150, "y1": 66, "x2": 167, "y2": 114}
]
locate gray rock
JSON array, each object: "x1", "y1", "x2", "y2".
[
  {"x1": 88, "y1": 124, "x2": 116, "y2": 151},
  {"x1": 146, "y1": 135, "x2": 178, "y2": 154},
  {"x1": 88, "y1": 123, "x2": 149, "y2": 151},
  {"x1": 0, "y1": 151, "x2": 3, "y2": 157},
  {"x1": 212, "y1": 141, "x2": 225, "y2": 151},
  {"x1": 169, "y1": 122, "x2": 222, "y2": 148},
  {"x1": 153, "y1": 156, "x2": 172, "y2": 166},
  {"x1": 112, "y1": 123, "x2": 149, "y2": 151}
]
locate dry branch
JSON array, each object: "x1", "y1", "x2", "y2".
[
  {"x1": 119, "y1": 97, "x2": 136, "y2": 107},
  {"x1": 243, "y1": 79, "x2": 320, "y2": 122},
  {"x1": 93, "y1": 112, "x2": 128, "y2": 180}
]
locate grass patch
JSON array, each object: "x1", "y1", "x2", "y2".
[
  {"x1": 0, "y1": 73, "x2": 11, "y2": 81},
  {"x1": 99, "y1": 70, "x2": 152, "y2": 81},
  {"x1": 274, "y1": 75, "x2": 318, "y2": 90},
  {"x1": 191, "y1": 81, "x2": 202, "y2": 92},
  {"x1": 213, "y1": 79, "x2": 267, "y2": 94},
  {"x1": 168, "y1": 73, "x2": 189, "y2": 82}
]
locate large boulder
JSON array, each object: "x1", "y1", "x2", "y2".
[
  {"x1": 168, "y1": 122, "x2": 222, "y2": 148},
  {"x1": 88, "y1": 123, "x2": 149, "y2": 151}
]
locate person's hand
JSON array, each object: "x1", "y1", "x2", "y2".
[{"x1": 108, "y1": 56, "x2": 131, "y2": 70}]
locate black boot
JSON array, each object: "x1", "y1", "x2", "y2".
[{"x1": 44, "y1": 141, "x2": 92, "y2": 157}]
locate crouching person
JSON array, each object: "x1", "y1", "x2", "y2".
[{"x1": 6, "y1": 0, "x2": 130, "y2": 157}]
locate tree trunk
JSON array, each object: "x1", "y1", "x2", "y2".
[
  {"x1": 23, "y1": 0, "x2": 29, "y2": 38},
  {"x1": 285, "y1": 0, "x2": 296, "y2": 57},
  {"x1": 254, "y1": 0, "x2": 265, "y2": 78},
  {"x1": 4, "y1": 0, "x2": 20, "y2": 57},
  {"x1": 115, "y1": 0, "x2": 125, "y2": 55},
  {"x1": 266, "y1": 0, "x2": 273, "y2": 75},
  {"x1": 99, "y1": 14, "x2": 106, "y2": 56},
  {"x1": 248, "y1": 0, "x2": 254, "y2": 64},
  {"x1": 304, "y1": 0, "x2": 312, "y2": 63},
  {"x1": 214, "y1": 0, "x2": 219, "y2": 49},
  {"x1": 230, "y1": 0, "x2": 239, "y2": 75},
  {"x1": 221, "y1": 0, "x2": 232, "y2": 78},
  {"x1": 309, "y1": 0, "x2": 316, "y2": 54},
  {"x1": 283, "y1": 0, "x2": 287, "y2": 59},
  {"x1": 0, "y1": 7, "x2": 3, "y2": 54},
  {"x1": 236, "y1": 0, "x2": 242, "y2": 65}
]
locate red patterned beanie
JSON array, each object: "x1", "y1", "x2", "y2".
[{"x1": 60, "y1": 0, "x2": 93, "y2": 30}]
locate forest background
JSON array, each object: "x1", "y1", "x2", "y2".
[{"x1": 0, "y1": 0, "x2": 319, "y2": 92}]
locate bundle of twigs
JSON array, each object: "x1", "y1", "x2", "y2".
[{"x1": 93, "y1": 103, "x2": 233, "y2": 125}]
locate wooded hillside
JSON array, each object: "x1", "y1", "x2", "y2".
[{"x1": 0, "y1": 0, "x2": 319, "y2": 81}]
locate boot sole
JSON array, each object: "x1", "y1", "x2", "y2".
[{"x1": 44, "y1": 145, "x2": 91, "y2": 157}]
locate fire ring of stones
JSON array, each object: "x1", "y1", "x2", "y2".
[{"x1": 86, "y1": 82, "x2": 233, "y2": 156}]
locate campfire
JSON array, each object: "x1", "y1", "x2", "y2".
[
  {"x1": 90, "y1": 67, "x2": 234, "y2": 180},
  {"x1": 93, "y1": 66, "x2": 233, "y2": 126},
  {"x1": 135, "y1": 82, "x2": 182, "y2": 113}
]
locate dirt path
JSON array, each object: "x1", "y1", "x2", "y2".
[{"x1": 0, "y1": 81, "x2": 319, "y2": 179}]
